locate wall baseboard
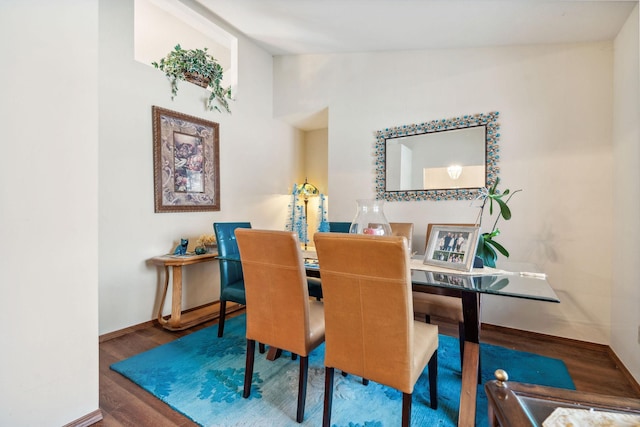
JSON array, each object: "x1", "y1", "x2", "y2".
[
  {"x1": 99, "y1": 301, "x2": 243, "y2": 343},
  {"x1": 482, "y1": 322, "x2": 608, "y2": 351},
  {"x1": 62, "y1": 409, "x2": 103, "y2": 427},
  {"x1": 99, "y1": 319, "x2": 155, "y2": 343},
  {"x1": 607, "y1": 346, "x2": 640, "y2": 395}
]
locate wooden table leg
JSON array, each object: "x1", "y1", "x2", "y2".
[
  {"x1": 458, "y1": 341, "x2": 480, "y2": 427},
  {"x1": 168, "y1": 265, "x2": 183, "y2": 328},
  {"x1": 156, "y1": 266, "x2": 170, "y2": 326},
  {"x1": 458, "y1": 292, "x2": 481, "y2": 427},
  {"x1": 461, "y1": 292, "x2": 480, "y2": 343}
]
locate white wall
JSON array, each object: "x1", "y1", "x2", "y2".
[
  {"x1": 612, "y1": 4, "x2": 640, "y2": 382},
  {"x1": 274, "y1": 42, "x2": 616, "y2": 345},
  {"x1": 0, "y1": 1, "x2": 100, "y2": 425},
  {"x1": 134, "y1": 0, "x2": 233, "y2": 72},
  {"x1": 98, "y1": 0, "x2": 302, "y2": 334},
  {"x1": 304, "y1": 128, "x2": 329, "y2": 194},
  {"x1": 301, "y1": 128, "x2": 329, "y2": 233}
]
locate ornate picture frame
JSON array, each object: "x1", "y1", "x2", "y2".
[
  {"x1": 423, "y1": 225, "x2": 480, "y2": 272},
  {"x1": 152, "y1": 106, "x2": 220, "y2": 213}
]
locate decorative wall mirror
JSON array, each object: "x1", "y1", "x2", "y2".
[{"x1": 374, "y1": 111, "x2": 500, "y2": 201}]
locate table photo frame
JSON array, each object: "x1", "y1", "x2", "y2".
[
  {"x1": 152, "y1": 106, "x2": 220, "y2": 213},
  {"x1": 423, "y1": 224, "x2": 480, "y2": 272}
]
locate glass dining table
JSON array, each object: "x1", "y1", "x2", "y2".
[
  {"x1": 221, "y1": 250, "x2": 560, "y2": 427},
  {"x1": 305, "y1": 251, "x2": 560, "y2": 427}
]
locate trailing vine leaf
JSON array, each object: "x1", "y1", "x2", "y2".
[{"x1": 152, "y1": 44, "x2": 233, "y2": 113}]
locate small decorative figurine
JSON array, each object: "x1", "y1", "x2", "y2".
[{"x1": 173, "y1": 238, "x2": 188, "y2": 255}]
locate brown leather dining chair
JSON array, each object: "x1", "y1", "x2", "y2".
[
  {"x1": 235, "y1": 229, "x2": 325, "y2": 424},
  {"x1": 389, "y1": 222, "x2": 414, "y2": 250},
  {"x1": 412, "y1": 223, "x2": 473, "y2": 368},
  {"x1": 314, "y1": 233, "x2": 438, "y2": 427}
]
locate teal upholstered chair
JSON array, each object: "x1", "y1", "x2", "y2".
[
  {"x1": 328, "y1": 222, "x2": 351, "y2": 233},
  {"x1": 214, "y1": 222, "x2": 324, "y2": 338},
  {"x1": 214, "y1": 222, "x2": 251, "y2": 338}
]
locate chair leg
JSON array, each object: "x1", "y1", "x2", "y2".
[
  {"x1": 425, "y1": 314, "x2": 431, "y2": 323},
  {"x1": 362, "y1": 378, "x2": 369, "y2": 385},
  {"x1": 292, "y1": 353, "x2": 298, "y2": 360},
  {"x1": 322, "y1": 367, "x2": 335, "y2": 427},
  {"x1": 259, "y1": 343, "x2": 265, "y2": 354},
  {"x1": 217, "y1": 300, "x2": 227, "y2": 337},
  {"x1": 401, "y1": 392, "x2": 412, "y2": 427},
  {"x1": 428, "y1": 350, "x2": 438, "y2": 409},
  {"x1": 243, "y1": 339, "x2": 255, "y2": 398},
  {"x1": 296, "y1": 356, "x2": 309, "y2": 423}
]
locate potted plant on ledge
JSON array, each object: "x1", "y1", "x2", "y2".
[{"x1": 152, "y1": 44, "x2": 233, "y2": 113}]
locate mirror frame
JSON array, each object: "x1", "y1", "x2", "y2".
[{"x1": 374, "y1": 111, "x2": 500, "y2": 201}]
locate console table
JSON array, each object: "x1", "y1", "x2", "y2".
[{"x1": 151, "y1": 253, "x2": 222, "y2": 331}]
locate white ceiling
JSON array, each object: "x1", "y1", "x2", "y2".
[
  {"x1": 189, "y1": 0, "x2": 636, "y2": 129},
  {"x1": 194, "y1": 0, "x2": 637, "y2": 55}
]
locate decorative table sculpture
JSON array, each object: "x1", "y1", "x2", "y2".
[{"x1": 173, "y1": 238, "x2": 188, "y2": 255}]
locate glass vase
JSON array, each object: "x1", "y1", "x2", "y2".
[{"x1": 349, "y1": 199, "x2": 392, "y2": 236}]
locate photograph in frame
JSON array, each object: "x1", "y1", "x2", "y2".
[
  {"x1": 423, "y1": 225, "x2": 480, "y2": 272},
  {"x1": 152, "y1": 106, "x2": 220, "y2": 212}
]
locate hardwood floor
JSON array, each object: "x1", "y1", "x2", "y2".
[{"x1": 96, "y1": 310, "x2": 640, "y2": 426}]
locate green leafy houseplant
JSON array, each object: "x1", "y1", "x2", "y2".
[
  {"x1": 152, "y1": 44, "x2": 232, "y2": 113},
  {"x1": 475, "y1": 178, "x2": 522, "y2": 268}
]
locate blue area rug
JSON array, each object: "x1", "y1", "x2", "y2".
[{"x1": 111, "y1": 315, "x2": 574, "y2": 426}]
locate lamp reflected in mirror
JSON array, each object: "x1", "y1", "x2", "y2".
[
  {"x1": 447, "y1": 165, "x2": 463, "y2": 180},
  {"x1": 423, "y1": 164, "x2": 484, "y2": 190}
]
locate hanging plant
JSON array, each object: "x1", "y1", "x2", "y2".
[
  {"x1": 152, "y1": 44, "x2": 232, "y2": 113},
  {"x1": 475, "y1": 177, "x2": 522, "y2": 268}
]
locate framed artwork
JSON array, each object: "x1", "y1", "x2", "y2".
[
  {"x1": 152, "y1": 106, "x2": 220, "y2": 212},
  {"x1": 423, "y1": 225, "x2": 480, "y2": 272}
]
